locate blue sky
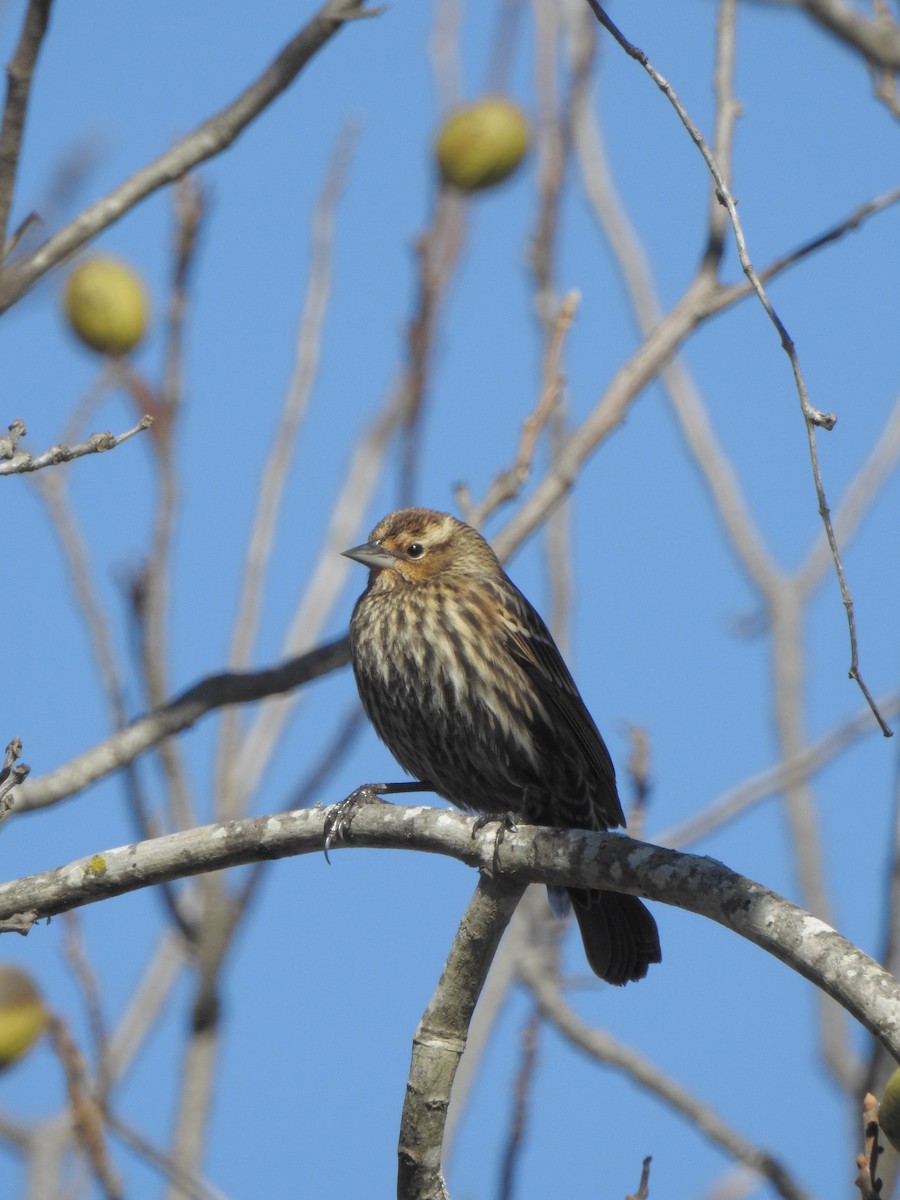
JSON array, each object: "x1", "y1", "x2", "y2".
[{"x1": 0, "y1": 0, "x2": 898, "y2": 1197}]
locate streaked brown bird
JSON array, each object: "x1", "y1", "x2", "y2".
[{"x1": 342, "y1": 507, "x2": 660, "y2": 985}]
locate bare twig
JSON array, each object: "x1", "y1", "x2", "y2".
[
  {"x1": 584, "y1": 0, "x2": 891, "y2": 736},
  {"x1": 626, "y1": 1156, "x2": 652, "y2": 1200},
  {"x1": 0, "y1": 737, "x2": 29, "y2": 823},
  {"x1": 795, "y1": 0, "x2": 900, "y2": 69},
  {"x1": 129, "y1": 175, "x2": 209, "y2": 842},
  {"x1": 624, "y1": 723, "x2": 651, "y2": 841},
  {"x1": 33, "y1": 470, "x2": 130, "y2": 725},
  {"x1": 0, "y1": 416, "x2": 152, "y2": 475},
  {"x1": 492, "y1": 269, "x2": 720, "y2": 560},
  {"x1": 48, "y1": 1015, "x2": 123, "y2": 1200},
  {"x1": 106, "y1": 1113, "x2": 226, "y2": 1200},
  {"x1": 497, "y1": 1006, "x2": 540, "y2": 1200},
  {"x1": 0, "y1": 0, "x2": 53, "y2": 255},
  {"x1": 216, "y1": 125, "x2": 357, "y2": 822},
  {"x1": 754, "y1": 186, "x2": 900, "y2": 285},
  {"x1": 0, "y1": 0, "x2": 376, "y2": 311},
  {"x1": 224, "y1": 376, "x2": 409, "y2": 806},
  {"x1": 166, "y1": 999, "x2": 221, "y2": 1200},
  {"x1": 799, "y1": 394, "x2": 900, "y2": 592},
  {"x1": 0, "y1": 418, "x2": 26, "y2": 457},
  {"x1": 400, "y1": 185, "x2": 466, "y2": 505},
  {"x1": 528, "y1": 0, "x2": 567, "y2": 331},
  {"x1": 459, "y1": 291, "x2": 580, "y2": 527},
  {"x1": 62, "y1": 914, "x2": 111, "y2": 1102},
  {"x1": 571, "y1": 1, "x2": 868, "y2": 1083},
  {"x1": 106, "y1": 931, "x2": 186, "y2": 1081},
  {"x1": 284, "y1": 702, "x2": 365, "y2": 810},
  {"x1": 656, "y1": 691, "x2": 900, "y2": 849},
  {"x1": 522, "y1": 963, "x2": 812, "y2": 1200},
  {"x1": 34, "y1": 422, "x2": 194, "y2": 936},
  {"x1": 17, "y1": 636, "x2": 351, "y2": 812},
  {"x1": 854, "y1": 1092, "x2": 883, "y2": 1199}
]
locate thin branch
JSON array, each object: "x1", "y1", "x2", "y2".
[
  {"x1": 492, "y1": 269, "x2": 719, "y2": 561},
  {"x1": 106, "y1": 1113, "x2": 226, "y2": 1200},
  {"x1": 129, "y1": 174, "x2": 209, "y2": 842},
  {"x1": 799, "y1": 394, "x2": 900, "y2": 593},
  {"x1": 216, "y1": 124, "x2": 357, "y2": 823},
  {"x1": 528, "y1": 0, "x2": 567, "y2": 332},
  {"x1": 0, "y1": 0, "x2": 375, "y2": 312},
  {"x1": 0, "y1": 416, "x2": 152, "y2": 475},
  {"x1": 569, "y1": 13, "x2": 778, "y2": 592},
  {"x1": 62, "y1": 914, "x2": 111, "y2": 1103},
  {"x1": 399, "y1": 186, "x2": 466, "y2": 506},
  {"x1": 33, "y1": 470, "x2": 130, "y2": 726},
  {"x1": 34, "y1": 414, "x2": 193, "y2": 937},
  {"x1": 443, "y1": 893, "x2": 528, "y2": 1162},
  {"x1": 522, "y1": 964, "x2": 812, "y2": 1200},
  {"x1": 398, "y1": 0, "x2": 468, "y2": 506},
  {"x1": 626, "y1": 1157, "x2": 652, "y2": 1200},
  {"x1": 16, "y1": 637, "x2": 350, "y2": 812},
  {"x1": 0, "y1": 0, "x2": 53, "y2": 256},
  {"x1": 584, "y1": 0, "x2": 891, "y2": 736},
  {"x1": 458, "y1": 290, "x2": 580, "y2": 528},
  {"x1": 489, "y1": 184, "x2": 900, "y2": 566},
  {"x1": 584, "y1": 0, "x2": 828, "y2": 421},
  {"x1": 225, "y1": 378, "x2": 408, "y2": 806},
  {"x1": 48, "y1": 1016, "x2": 123, "y2": 1200},
  {"x1": 0, "y1": 737, "x2": 29, "y2": 824},
  {"x1": 284, "y1": 702, "x2": 365, "y2": 811},
  {"x1": 754, "y1": 185, "x2": 900, "y2": 286},
  {"x1": 106, "y1": 931, "x2": 186, "y2": 1081},
  {"x1": 4, "y1": 807, "x2": 900, "y2": 1061},
  {"x1": 854, "y1": 1092, "x2": 883, "y2": 1200},
  {"x1": 656, "y1": 691, "x2": 900, "y2": 849},
  {"x1": 497, "y1": 1006, "x2": 540, "y2": 1200},
  {"x1": 165, "y1": 1001, "x2": 220, "y2": 1200},
  {"x1": 796, "y1": 0, "x2": 900, "y2": 69}
]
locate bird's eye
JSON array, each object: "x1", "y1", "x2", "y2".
[{"x1": 407, "y1": 542, "x2": 425, "y2": 559}]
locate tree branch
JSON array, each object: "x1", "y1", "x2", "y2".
[
  {"x1": 0, "y1": 0, "x2": 53, "y2": 256},
  {"x1": 795, "y1": 0, "x2": 900, "y2": 69},
  {"x1": 522, "y1": 962, "x2": 812, "y2": 1200},
  {"x1": 3, "y1": 806, "x2": 900, "y2": 1062},
  {"x1": 398, "y1": 872, "x2": 526, "y2": 1200},
  {"x1": 0, "y1": 416, "x2": 152, "y2": 475},
  {"x1": 584, "y1": 0, "x2": 892, "y2": 737},
  {"x1": 0, "y1": 0, "x2": 375, "y2": 312},
  {"x1": 16, "y1": 637, "x2": 350, "y2": 811}
]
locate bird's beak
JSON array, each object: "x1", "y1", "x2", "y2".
[{"x1": 342, "y1": 540, "x2": 397, "y2": 571}]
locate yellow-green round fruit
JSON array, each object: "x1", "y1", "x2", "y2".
[
  {"x1": 0, "y1": 965, "x2": 48, "y2": 1070},
  {"x1": 64, "y1": 256, "x2": 149, "y2": 355},
  {"x1": 435, "y1": 97, "x2": 529, "y2": 192},
  {"x1": 881, "y1": 1068, "x2": 900, "y2": 1152}
]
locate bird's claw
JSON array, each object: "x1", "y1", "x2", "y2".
[
  {"x1": 471, "y1": 812, "x2": 520, "y2": 875},
  {"x1": 323, "y1": 785, "x2": 386, "y2": 863}
]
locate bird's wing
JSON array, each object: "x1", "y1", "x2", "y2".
[{"x1": 491, "y1": 575, "x2": 625, "y2": 830}]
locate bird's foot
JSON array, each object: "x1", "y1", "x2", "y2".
[
  {"x1": 324, "y1": 785, "x2": 387, "y2": 863},
  {"x1": 471, "y1": 811, "x2": 521, "y2": 874}
]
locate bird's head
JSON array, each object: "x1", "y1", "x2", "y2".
[{"x1": 343, "y1": 508, "x2": 500, "y2": 587}]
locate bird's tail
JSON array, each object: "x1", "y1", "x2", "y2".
[{"x1": 569, "y1": 888, "x2": 661, "y2": 985}]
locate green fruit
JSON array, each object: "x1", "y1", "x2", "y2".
[
  {"x1": 881, "y1": 1068, "x2": 900, "y2": 1152},
  {"x1": 435, "y1": 97, "x2": 529, "y2": 192},
  {"x1": 64, "y1": 256, "x2": 149, "y2": 355},
  {"x1": 0, "y1": 965, "x2": 48, "y2": 1070}
]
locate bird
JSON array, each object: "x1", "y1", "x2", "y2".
[{"x1": 340, "y1": 506, "x2": 660, "y2": 985}]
